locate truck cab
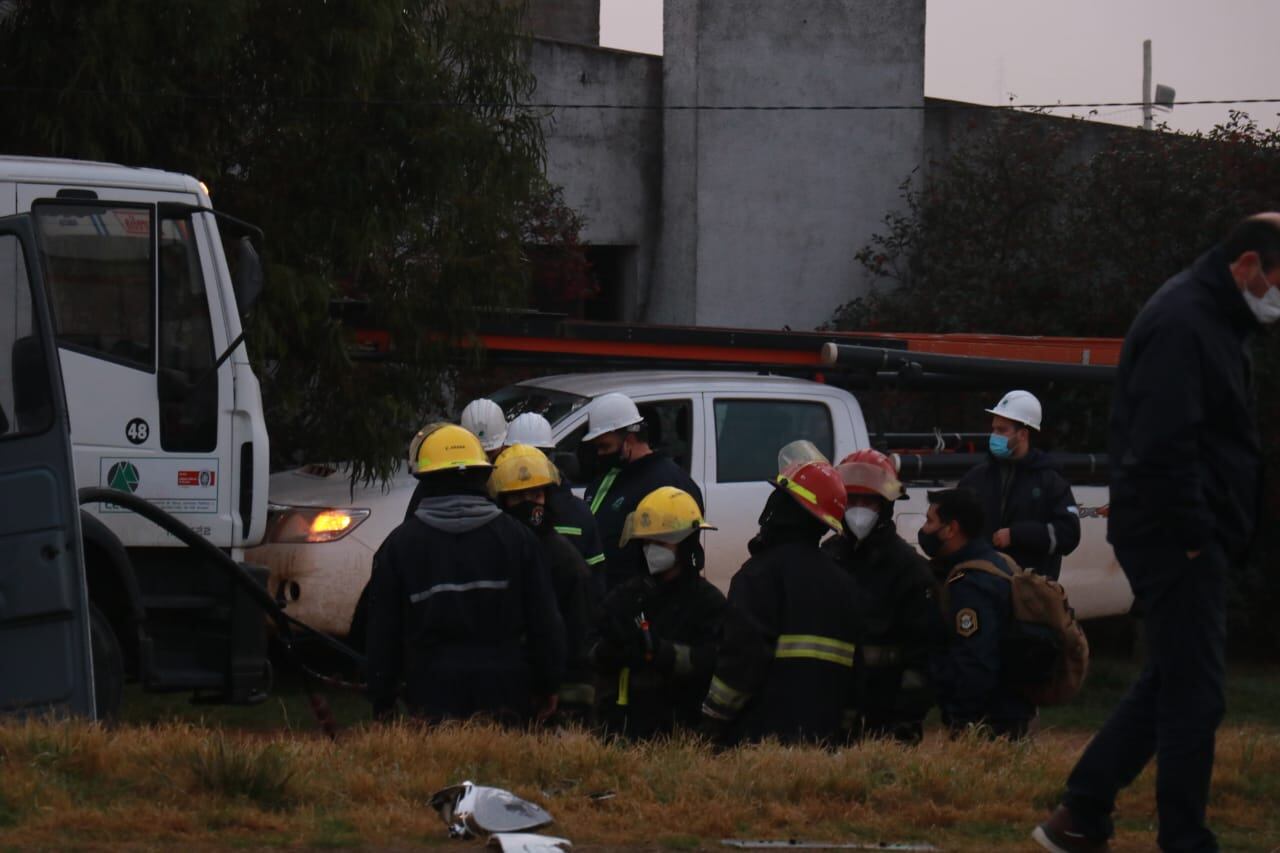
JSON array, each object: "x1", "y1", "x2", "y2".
[{"x1": 0, "y1": 157, "x2": 271, "y2": 715}]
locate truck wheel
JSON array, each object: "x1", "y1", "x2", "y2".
[{"x1": 89, "y1": 603, "x2": 125, "y2": 720}]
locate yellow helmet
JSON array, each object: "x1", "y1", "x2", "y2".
[
  {"x1": 489, "y1": 444, "x2": 560, "y2": 496},
  {"x1": 411, "y1": 423, "x2": 490, "y2": 475},
  {"x1": 620, "y1": 486, "x2": 716, "y2": 546}
]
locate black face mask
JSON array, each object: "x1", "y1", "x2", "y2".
[
  {"x1": 917, "y1": 526, "x2": 943, "y2": 558},
  {"x1": 509, "y1": 501, "x2": 546, "y2": 531}
]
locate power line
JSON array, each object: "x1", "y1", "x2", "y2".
[{"x1": 0, "y1": 83, "x2": 1278, "y2": 113}]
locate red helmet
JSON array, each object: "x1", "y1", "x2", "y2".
[
  {"x1": 775, "y1": 460, "x2": 847, "y2": 534},
  {"x1": 837, "y1": 449, "x2": 905, "y2": 502}
]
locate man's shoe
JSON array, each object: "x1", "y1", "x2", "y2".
[{"x1": 1031, "y1": 805, "x2": 1110, "y2": 853}]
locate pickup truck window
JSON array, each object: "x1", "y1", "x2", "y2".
[
  {"x1": 557, "y1": 397, "x2": 695, "y2": 486},
  {"x1": 491, "y1": 385, "x2": 589, "y2": 425},
  {"x1": 713, "y1": 398, "x2": 834, "y2": 483},
  {"x1": 0, "y1": 234, "x2": 53, "y2": 438},
  {"x1": 33, "y1": 202, "x2": 154, "y2": 371}
]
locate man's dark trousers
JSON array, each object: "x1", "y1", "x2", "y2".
[{"x1": 1063, "y1": 541, "x2": 1227, "y2": 852}]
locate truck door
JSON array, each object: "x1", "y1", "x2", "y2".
[
  {"x1": 0, "y1": 215, "x2": 96, "y2": 718},
  {"x1": 18, "y1": 186, "x2": 235, "y2": 548}
]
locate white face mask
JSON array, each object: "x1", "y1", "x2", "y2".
[
  {"x1": 844, "y1": 506, "x2": 880, "y2": 541},
  {"x1": 1244, "y1": 274, "x2": 1280, "y2": 324},
  {"x1": 644, "y1": 542, "x2": 678, "y2": 575}
]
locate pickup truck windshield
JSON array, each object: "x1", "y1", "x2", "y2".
[{"x1": 489, "y1": 385, "x2": 588, "y2": 427}]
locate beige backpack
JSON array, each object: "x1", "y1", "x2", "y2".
[{"x1": 947, "y1": 554, "x2": 1089, "y2": 706}]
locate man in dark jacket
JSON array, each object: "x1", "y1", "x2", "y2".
[
  {"x1": 824, "y1": 450, "x2": 941, "y2": 744},
  {"x1": 582, "y1": 393, "x2": 702, "y2": 592},
  {"x1": 503, "y1": 412, "x2": 609, "y2": 578},
  {"x1": 489, "y1": 444, "x2": 597, "y2": 724},
  {"x1": 921, "y1": 488, "x2": 1034, "y2": 739},
  {"x1": 366, "y1": 424, "x2": 566, "y2": 724},
  {"x1": 1034, "y1": 216, "x2": 1273, "y2": 853},
  {"x1": 591, "y1": 487, "x2": 725, "y2": 739},
  {"x1": 958, "y1": 390, "x2": 1081, "y2": 580},
  {"x1": 702, "y1": 458, "x2": 860, "y2": 746}
]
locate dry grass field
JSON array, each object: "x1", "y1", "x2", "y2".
[{"x1": 1, "y1": 663, "x2": 1277, "y2": 851}]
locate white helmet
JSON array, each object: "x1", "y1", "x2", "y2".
[
  {"x1": 505, "y1": 412, "x2": 555, "y2": 449},
  {"x1": 582, "y1": 392, "x2": 645, "y2": 442},
  {"x1": 985, "y1": 389, "x2": 1042, "y2": 431},
  {"x1": 460, "y1": 398, "x2": 508, "y2": 452}
]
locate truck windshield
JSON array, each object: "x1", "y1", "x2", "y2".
[{"x1": 489, "y1": 385, "x2": 589, "y2": 427}]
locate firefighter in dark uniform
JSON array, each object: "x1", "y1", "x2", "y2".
[
  {"x1": 582, "y1": 393, "x2": 702, "y2": 593},
  {"x1": 504, "y1": 412, "x2": 608, "y2": 582},
  {"x1": 958, "y1": 390, "x2": 1081, "y2": 580},
  {"x1": 489, "y1": 443, "x2": 597, "y2": 724},
  {"x1": 403, "y1": 398, "x2": 508, "y2": 522},
  {"x1": 366, "y1": 424, "x2": 566, "y2": 724},
  {"x1": 590, "y1": 487, "x2": 726, "y2": 739},
  {"x1": 920, "y1": 487, "x2": 1033, "y2": 739},
  {"x1": 702, "y1": 446, "x2": 860, "y2": 745},
  {"x1": 823, "y1": 449, "x2": 940, "y2": 744}
]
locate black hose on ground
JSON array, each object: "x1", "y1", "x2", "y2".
[{"x1": 78, "y1": 487, "x2": 364, "y2": 738}]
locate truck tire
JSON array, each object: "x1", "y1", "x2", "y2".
[{"x1": 89, "y1": 603, "x2": 125, "y2": 720}]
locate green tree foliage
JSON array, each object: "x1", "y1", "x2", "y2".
[
  {"x1": 0, "y1": 0, "x2": 583, "y2": 483},
  {"x1": 834, "y1": 110, "x2": 1280, "y2": 657}
]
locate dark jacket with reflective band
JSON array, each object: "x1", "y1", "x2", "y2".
[
  {"x1": 706, "y1": 539, "x2": 862, "y2": 745},
  {"x1": 583, "y1": 453, "x2": 703, "y2": 592},
  {"x1": 536, "y1": 527, "x2": 597, "y2": 710},
  {"x1": 957, "y1": 448, "x2": 1081, "y2": 580},
  {"x1": 1107, "y1": 247, "x2": 1262, "y2": 561},
  {"x1": 929, "y1": 539, "x2": 1034, "y2": 736},
  {"x1": 590, "y1": 569, "x2": 726, "y2": 739},
  {"x1": 548, "y1": 480, "x2": 607, "y2": 582},
  {"x1": 366, "y1": 497, "x2": 567, "y2": 721},
  {"x1": 822, "y1": 521, "x2": 942, "y2": 739}
]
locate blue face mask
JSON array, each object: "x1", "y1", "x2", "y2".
[{"x1": 989, "y1": 433, "x2": 1013, "y2": 459}]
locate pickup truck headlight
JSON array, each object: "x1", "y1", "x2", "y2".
[{"x1": 265, "y1": 503, "x2": 371, "y2": 543}]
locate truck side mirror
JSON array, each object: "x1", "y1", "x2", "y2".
[
  {"x1": 230, "y1": 236, "x2": 263, "y2": 316},
  {"x1": 12, "y1": 335, "x2": 53, "y2": 433}
]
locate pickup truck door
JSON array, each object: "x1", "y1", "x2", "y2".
[
  {"x1": 699, "y1": 392, "x2": 852, "y2": 591},
  {"x1": 0, "y1": 215, "x2": 95, "y2": 718}
]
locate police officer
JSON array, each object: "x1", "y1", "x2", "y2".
[
  {"x1": 702, "y1": 446, "x2": 860, "y2": 745},
  {"x1": 1035, "y1": 215, "x2": 1273, "y2": 853},
  {"x1": 404, "y1": 398, "x2": 509, "y2": 521},
  {"x1": 366, "y1": 423, "x2": 566, "y2": 723},
  {"x1": 823, "y1": 449, "x2": 940, "y2": 744},
  {"x1": 505, "y1": 412, "x2": 608, "y2": 582},
  {"x1": 958, "y1": 390, "x2": 1081, "y2": 580},
  {"x1": 582, "y1": 393, "x2": 702, "y2": 592},
  {"x1": 919, "y1": 487, "x2": 1033, "y2": 739},
  {"x1": 590, "y1": 487, "x2": 726, "y2": 739},
  {"x1": 490, "y1": 444, "x2": 596, "y2": 724}
]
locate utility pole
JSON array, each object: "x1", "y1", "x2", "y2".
[{"x1": 1143, "y1": 39, "x2": 1153, "y2": 130}]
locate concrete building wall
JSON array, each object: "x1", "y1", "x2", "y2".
[
  {"x1": 524, "y1": 0, "x2": 599, "y2": 46},
  {"x1": 527, "y1": 39, "x2": 663, "y2": 318},
  {"x1": 650, "y1": 1, "x2": 926, "y2": 329}
]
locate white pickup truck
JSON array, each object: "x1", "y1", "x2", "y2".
[{"x1": 250, "y1": 370, "x2": 1133, "y2": 637}]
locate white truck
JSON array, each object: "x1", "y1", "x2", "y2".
[
  {"x1": 1, "y1": 156, "x2": 272, "y2": 716},
  {"x1": 251, "y1": 370, "x2": 1132, "y2": 639}
]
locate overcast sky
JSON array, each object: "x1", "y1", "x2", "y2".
[{"x1": 598, "y1": 0, "x2": 1279, "y2": 135}]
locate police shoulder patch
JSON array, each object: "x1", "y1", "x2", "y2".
[{"x1": 956, "y1": 607, "x2": 979, "y2": 638}]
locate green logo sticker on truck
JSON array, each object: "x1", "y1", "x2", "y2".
[{"x1": 106, "y1": 460, "x2": 141, "y2": 493}]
